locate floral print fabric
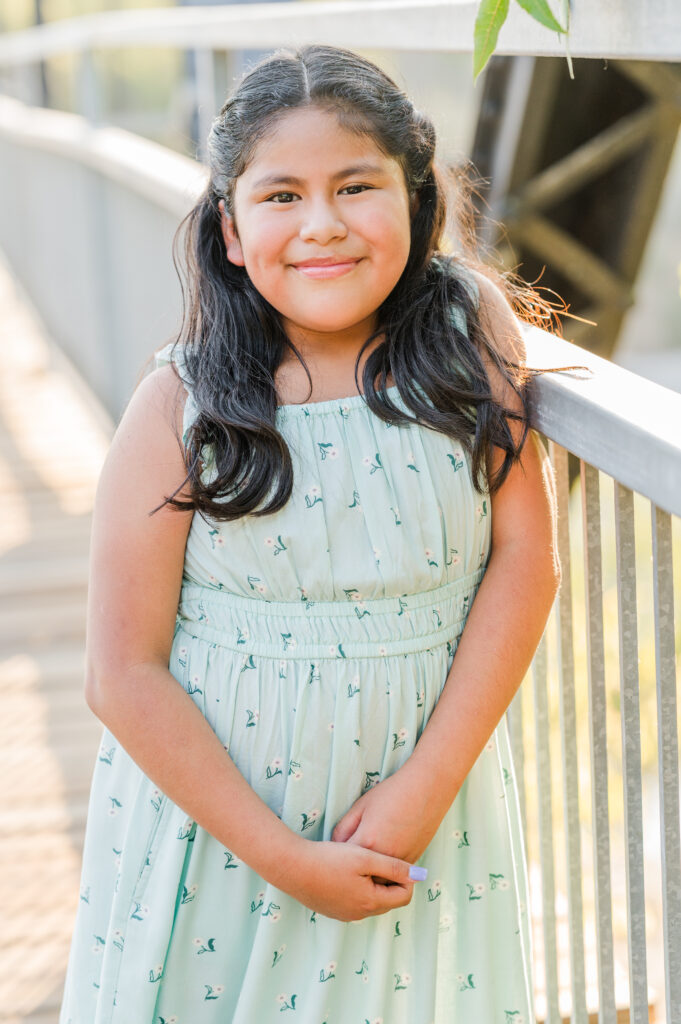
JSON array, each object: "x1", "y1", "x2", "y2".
[{"x1": 60, "y1": 323, "x2": 534, "y2": 1024}]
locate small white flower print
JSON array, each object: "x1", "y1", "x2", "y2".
[
  {"x1": 256, "y1": 583, "x2": 267, "y2": 593},
  {"x1": 301, "y1": 809, "x2": 320, "y2": 831},
  {"x1": 378, "y1": 645, "x2": 388, "y2": 657},
  {"x1": 328, "y1": 722, "x2": 335, "y2": 731},
  {"x1": 193, "y1": 937, "x2": 204, "y2": 946},
  {"x1": 373, "y1": 547, "x2": 381, "y2": 561},
  {"x1": 486, "y1": 738, "x2": 495, "y2": 752}
]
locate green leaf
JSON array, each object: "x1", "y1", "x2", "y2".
[
  {"x1": 473, "y1": 0, "x2": 510, "y2": 79},
  {"x1": 515, "y1": 0, "x2": 566, "y2": 33}
]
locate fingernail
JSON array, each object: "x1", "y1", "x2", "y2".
[{"x1": 408, "y1": 865, "x2": 428, "y2": 881}]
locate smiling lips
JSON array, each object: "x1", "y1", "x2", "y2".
[{"x1": 292, "y1": 257, "x2": 361, "y2": 279}]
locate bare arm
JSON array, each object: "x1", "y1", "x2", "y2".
[
  {"x1": 84, "y1": 363, "x2": 417, "y2": 920},
  {"x1": 333, "y1": 272, "x2": 561, "y2": 858}
]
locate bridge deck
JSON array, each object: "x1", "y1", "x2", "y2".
[{"x1": 0, "y1": 250, "x2": 111, "y2": 1024}]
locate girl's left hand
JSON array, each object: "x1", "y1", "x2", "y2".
[{"x1": 330, "y1": 763, "x2": 453, "y2": 874}]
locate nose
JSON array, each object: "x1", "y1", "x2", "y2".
[{"x1": 299, "y1": 197, "x2": 348, "y2": 245}]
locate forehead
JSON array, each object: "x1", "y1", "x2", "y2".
[{"x1": 237, "y1": 106, "x2": 404, "y2": 186}]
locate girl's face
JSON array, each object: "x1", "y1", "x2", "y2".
[{"x1": 220, "y1": 105, "x2": 413, "y2": 347}]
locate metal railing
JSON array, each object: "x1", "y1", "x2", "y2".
[{"x1": 0, "y1": 6, "x2": 680, "y2": 1022}]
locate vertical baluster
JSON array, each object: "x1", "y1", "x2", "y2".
[
  {"x1": 507, "y1": 687, "x2": 527, "y2": 855},
  {"x1": 581, "y1": 460, "x2": 616, "y2": 1023},
  {"x1": 551, "y1": 442, "x2": 588, "y2": 1024},
  {"x1": 533, "y1": 633, "x2": 561, "y2": 1023},
  {"x1": 614, "y1": 483, "x2": 648, "y2": 1022},
  {"x1": 651, "y1": 504, "x2": 681, "y2": 1024}
]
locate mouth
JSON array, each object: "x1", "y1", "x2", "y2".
[{"x1": 291, "y1": 258, "x2": 361, "y2": 280}]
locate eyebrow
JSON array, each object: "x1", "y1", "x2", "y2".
[{"x1": 250, "y1": 163, "x2": 387, "y2": 192}]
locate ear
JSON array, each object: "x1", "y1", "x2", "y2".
[{"x1": 219, "y1": 199, "x2": 245, "y2": 267}]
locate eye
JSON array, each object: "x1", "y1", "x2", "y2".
[
  {"x1": 266, "y1": 192, "x2": 298, "y2": 204},
  {"x1": 340, "y1": 184, "x2": 372, "y2": 195}
]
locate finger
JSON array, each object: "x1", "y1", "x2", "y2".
[
  {"x1": 367, "y1": 852, "x2": 426, "y2": 887},
  {"x1": 332, "y1": 806, "x2": 363, "y2": 843},
  {"x1": 370, "y1": 876, "x2": 414, "y2": 912}
]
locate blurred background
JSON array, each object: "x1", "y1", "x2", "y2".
[{"x1": 0, "y1": 2, "x2": 679, "y2": 1023}]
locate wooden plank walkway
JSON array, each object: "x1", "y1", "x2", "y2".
[{"x1": 0, "y1": 251, "x2": 113, "y2": 1024}]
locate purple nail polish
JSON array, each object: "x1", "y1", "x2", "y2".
[{"x1": 408, "y1": 865, "x2": 428, "y2": 881}]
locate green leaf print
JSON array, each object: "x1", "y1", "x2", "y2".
[
  {"x1": 281, "y1": 632, "x2": 297, "y2": 651},
  {"x1": 505, "y1": 1013, "x2": 524, "y2": 1024},
  {"x1": 148, "y1": 965, "x2": 164, "y2": 983},
  {"x1": 181, "y1": 883, "x2": 198, "y2": 904},
  {"x1": 194, "y1": 937, "x2": 216, "y2": 954},
  {"x1": 130, "y1": 900, "x2": 150, "y2": 921},
  {"x1": 466, "y1": 882, "x2": 486, "y2": 900},
  {"x1": 99, "y1": 746, "x2": 115, "y2": 765},
  {"x1": 288, "y1": 759, "x2": 302, "y2": 778},
  {"x1": 389, "y1": 505, "x2": 402, "y2": 524},
  {"x1": 250, "y1": 891, "x2": 265, "y2": 913},
  {"x1": 245, "y1": 708, "x2": 259, "y2": 727},
  {"x1": 489, "y1": 872, "x2": 510, "y2": 890},
  {"x1": 272, "y1": 944, "x2": 286, "y2": 966},
  {"x1": 80, "y1": 885, "x2": 90, "y2": 903},
  {"x1": 392, "y1": 729, "x2": 408, "y2": 750},
  {"x1": 476, "y1": 499, "x2": 488, "y2": 523},
  {"x1": 262, "y1": 901, "x2": 281, "y2": 919},
  {"x1": 223, "y1": 851, "x2": 239, "y2": 869},
  {"x1": 204, "y1": 983, "x2": 224, "y2": 1000},
  {"x1": 427, "y1": 880, "x2": 442, "y2": 902},
  {"x1": 348, "y1": 490, "x2": 361, "y2": 508},
  {"x1": 453, "y1": 829, "x2": 470, "y2": 848},
  {"x1": 425, "y1": 547, "x2": 438, "y2": 567},
  {"x1": 362, "y1": 771, "x2": 380, "y2": 793},
  {"x1": 347, "y1": 679, "x2": 360, "y2": 698},
  {"x1": 304, "y1": 487, "x2": 323, "y2": 508},
  {"x1": 247, "y1": 574, "x2": 267, "y2": 595},
  {"x1": 355, "y1": 959, "x2": 369, "y2": 979},
  {"x1": 276, "y1": 993, "x2": 297, "y2": 1011},
  {"x1": 446, "y1": 451, "x2": 464, "y2": 472},
  {"x1": 394, "y1": 972, "x2": 411, "y2": 990},
  {"x1": 362, "y1": 452, "x2": 383, "y2": 474},
  {"x1": 264, "y1": 534, "x2": 287, "y2": 555},
  {"x1": 394, "y1": 920, "x2": 402, "y2": 937},
  {"x1": 108, "y1": 796, "x2": 122, "y2": 816},
  {"x1": 317, "y1": 441, "x2": 339, "y2": 461},
  {"x1": 300, "y1": 809, "x2": 320, "y2": 831},
  {"x1": 177, "y1": 818, "x2": 196, "y2": 841},
  {"x1": 266, "y1": 760, "x2": 283, "y2": 779},
  {"x1": 236, "y1": 626, "x2": 249, "y2": 645},
  {"x1": 445, "y1": 546, "x2": 461, "y2": 568},
  {"x1": 241, "y1": 654, "x2": 257, "y2": 673},
  {"x1": 397, "y1": 596, "x2": 408, "y2": 616},
  {"x1": 319, "y1": 961, "x2": 336, "y2": 981},
  {"x1": 457, "y1": 972, "x2": 475, "y2": 991}
]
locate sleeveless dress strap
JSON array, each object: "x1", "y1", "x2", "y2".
[{"x1": 154, "y1": 341, "x2": 200, "y2": 449}]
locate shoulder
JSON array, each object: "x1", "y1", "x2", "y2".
[{"x1": 464, "y1": 268, "x2": 527, "y2": 369}]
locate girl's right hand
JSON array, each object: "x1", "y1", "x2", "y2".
[{"x1": 282, "y1": 838, "x2": 418, "y2": 922}]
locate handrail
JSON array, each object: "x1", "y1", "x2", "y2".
[{"x1": 0, "y1": 0, "x2": 680, "y2": 66}]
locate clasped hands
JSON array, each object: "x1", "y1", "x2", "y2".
[{"x1": 330, "y1": 761, "x2": 452, "y2": 883}]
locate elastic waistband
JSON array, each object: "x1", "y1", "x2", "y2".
[{"x1": 176, "y1": 568, "x2": 484, "y2": 661}]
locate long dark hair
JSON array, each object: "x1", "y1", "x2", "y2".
[{"x1": 152, "y1": 44, "x2": 566, "y2": 521}]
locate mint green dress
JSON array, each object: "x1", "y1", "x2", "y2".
[{"x1": 60, "y1": 309, "x2": 534, "y2": 1024}]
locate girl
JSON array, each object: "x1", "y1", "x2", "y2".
[{"x1": 60, "y1": 44, "x2": 560, "y2": 1024}]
